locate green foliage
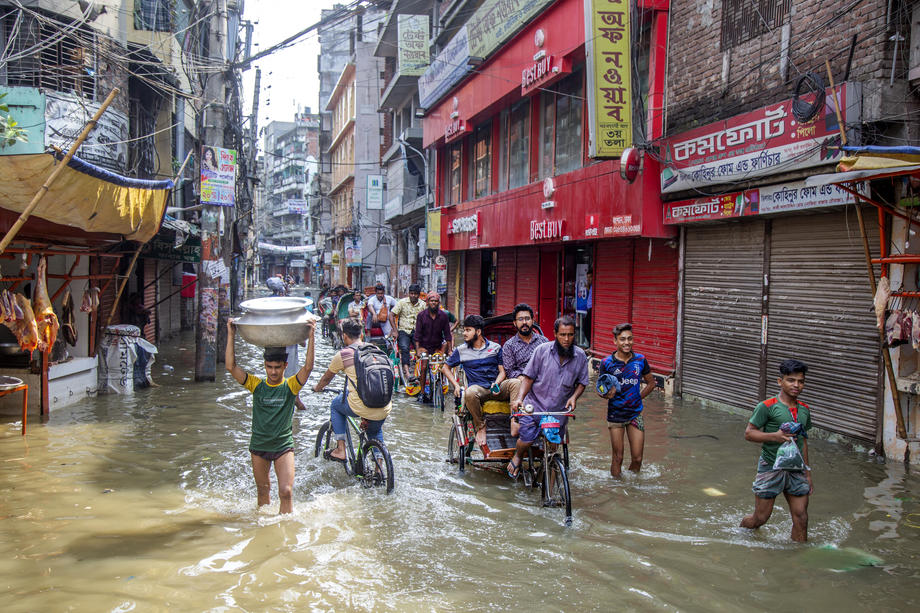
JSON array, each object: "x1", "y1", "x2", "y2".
[{"x1": 0, "y1": 93, "x2": 28, "y2": 149}]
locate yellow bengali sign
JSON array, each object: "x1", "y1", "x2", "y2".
[
  {"x1": 427, "y1": 209, "x2": 441, "y2": 250},
  {"x1": 585, "y1": 0, "x2": 632, "y2": 158}
]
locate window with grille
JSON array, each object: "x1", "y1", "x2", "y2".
[
  {"x1": 135, "y1": 0, "x2": 172, "y2": 32},
  {"x1": 720, "y1": 0, "x2": 791, "y2": 51},
  {"x1": 470, "y1": 121, "x2": 491, "y2": 199},
  {"x1": 0, "y1": 10, "x2": 96, "y2": 99}
]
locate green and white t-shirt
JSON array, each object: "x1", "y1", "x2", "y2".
[
  {"x1": 749, "y1": 396, "x2": 812, "y2": 465},
  {"x1": 243, "y1": 374, "x2": 303, "y2": 452}
]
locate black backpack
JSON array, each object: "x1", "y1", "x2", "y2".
[{"x1": 345, "y1": 343, "x2": 394, "y2": 408}]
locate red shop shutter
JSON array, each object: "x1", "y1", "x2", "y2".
[
  {"x1": 143, "y1": 259, "x2": 157, "y2": 342},
  {"x1": 630, "y1": 238, "x2": 679, "y2": 374},
  {"x1": 494, "y1": 249, "x2": 517, "y2": 314},
  {"x1": 592, "y1": 239, "x2": 634, "y2": 358},
  {"x1": 515, "y1": 247, "x2": 539, "y2": 312},
  {"x1": 464, "y1": 250, "x2": 481, "y2": 318}
]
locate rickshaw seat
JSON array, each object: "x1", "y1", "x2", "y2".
[{"x1": 482, "y1": 400, "x2": 510, "y2": 415}]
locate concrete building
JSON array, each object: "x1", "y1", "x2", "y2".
[
  {"x1": 374, "y1": 1, "x2": 434, "y2": 296},
  {"x1": 316, "y1": 5, "x2": 387, "y2": 289},
  {"x1": 258, "y1": 112, "x2": 320, "y2": 281}
]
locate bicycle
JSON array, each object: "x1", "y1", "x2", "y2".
[
  {"x1": 416, "y1": 351, "x2": 449, "y2": 410},
  {"x1": 447, "y1": 400, "x2": 573, "y2": 525},
  {"x1": 314, "y1": 412, "x2": 395, "y2": 494},
  {"x1": 388, "y1": 340, "x2": 420, "y2": 396}
]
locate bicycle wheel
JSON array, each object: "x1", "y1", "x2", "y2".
[
  {"x1": 358, "y1": 439, "x2": 395, "y2": 494},
  {"x1": 314, "y1": 420, "x2": 333, "y2": 458},
  {"x1": 542, "y1": 455, "x2": 572, "y2": 525},
  {"x1": 447, "y1": 422, "x2": 465, "y2": 471},
  {"x1": 433, "y1": 373, "x2": 444, "y2": 411}
]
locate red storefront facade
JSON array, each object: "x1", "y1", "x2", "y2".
[{"x1": 424, "y1": 0, "x2": 678, "y2": 372}]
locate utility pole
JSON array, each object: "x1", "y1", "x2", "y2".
[{"x1": 195, "y1": 2, "x2": 230, "y2": 381}]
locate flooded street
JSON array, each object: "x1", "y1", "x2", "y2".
[{"x1": 2, "y1": 331, "x2": 919, "y2": 612}]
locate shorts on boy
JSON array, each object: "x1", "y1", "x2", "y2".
[
  {"x1": 751, "y1": 459, "x2": 810, "y2": 498},
  {"x1": 607, "y1": 414, "x2": 644, "y2": 431}
]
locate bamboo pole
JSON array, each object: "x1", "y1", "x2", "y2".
[
  {"x1": 0, "y1": 88, "x2": 120, "y2": 256},
  {"x1": 855, "y1": 204, "x2": 907, "y2": 439},
  {"x1": 104, "y1": 247, "x2": 142, "y2": 329},
  {"x1": 825, "y1": 60, "x2": 847, "y2": 146}
]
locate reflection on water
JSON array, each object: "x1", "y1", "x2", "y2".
[{"x1": 2, "y1": 328, "x2": 919, "y2": 611}]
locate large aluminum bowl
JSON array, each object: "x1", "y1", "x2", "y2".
[{"x1": 235, "y1": 297, "x2": 317, "y2": 347}]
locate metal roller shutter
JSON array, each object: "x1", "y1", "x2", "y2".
[
  {"x1": 682, "y1": 221, "x2": 765, "y2": 408},
  {"x1": 767, "y1": 210, "x2": 880, "y2": 441},
  {"x1": 464, "y1": 250, "x2": 481, "y2": 317},
  {"x1": 447, "y1": 252, "x2": 461, "y2": 316},
  {"x1": 495, "y1": 249, "x2": 517, "y2": 314},
  {"x1": 593, "y1": 239, "x2": 634, "y2": 358},
  {"x1": 143, "y1": 259, "x2": 157, "y2": 342},
  {"x1": 631, "y1": 238, "x2": 679, "y2": 374},
  {"x1": 515, "y1": 247, "x2": 539, "y2": 311}
]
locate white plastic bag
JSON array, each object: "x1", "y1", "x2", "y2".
[{"x1": 773, "y1": 440, "x2": 806, "y2": 470}]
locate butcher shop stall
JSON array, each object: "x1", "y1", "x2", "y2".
[{"x1": 0, "y1": 150, "x2": 172, "y2": 427}]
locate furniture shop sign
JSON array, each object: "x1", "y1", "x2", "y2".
[
  {"x1": 664, "y1": 179, "x2": 866, "y2": 223},
  {"x1": 659, "y1": 83, "x2": 858, "y2": 194},
  {"x1": 398, "y1": 15, "x2": 429, "y2": 76}
]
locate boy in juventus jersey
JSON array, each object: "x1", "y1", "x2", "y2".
[{"x1": 598, "y1": 323, "x2": 656, "y2": 478}]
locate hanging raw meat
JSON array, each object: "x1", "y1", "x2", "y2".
[
  {"x1": 901, "y1": 310, "x2": 913, "y2": 342},
  {"x1": 32, "y1": 257, "x2": 59, "y2": 352},
  {"x1": 885, "y1": 311, "x2": 903, "y2": 346},
  {"x1": 61, "y1": 288, "x2": 77, "y2": 346},
  {"x1": 874, "y1": 277, "x2": 891, "y2": 330},
  {"x1": 0, "y1": 289, "x2": 12, "y2": 322},
  {"x1": 81, "y1": 286, "x2": 100, "y2": 313},
  {"x1": 912, "y1": 311, "x2": 920, "y2": 350},
  {"x1": 5, "y1": 293, "x2": 39, "y2": 352}
]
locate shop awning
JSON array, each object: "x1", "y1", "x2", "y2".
[{"x1": 0, "y1": 152, "x2": 173, "y2": 245}]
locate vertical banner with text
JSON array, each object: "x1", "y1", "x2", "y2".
[
  {"x1": 585, "y1": 0, "x2": 632, "y2": 158},
  {"x1": 200, "y1": 146, "x2": 237, "y2": 206}
]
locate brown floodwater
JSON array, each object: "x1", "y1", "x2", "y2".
[{"x1": 2, "y1": 323, "x2": 919, "y2": 611}]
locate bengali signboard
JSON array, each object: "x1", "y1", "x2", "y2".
[
  {"x1": 287, "y1": 199, "x2": 309, "y2": 214},
  {"x1": 45, "y1": 91, "x2": 129, "y2": 172},
  {"x1": 660, "y1": 83, "x2": 857, "y2": 194},
  {"x1": 427, "y1": 209, "x2": 441, "y2": 250},
  {"x1": 466, "y1": 0, "x2": 553, "y2": 60},
  {"x1": 200, "y1": 146, "x2": 237, "y2": 206},
  {"x1": 664, "y1": 180, "x2": 866, "y2": 224},
  {"x1": 142, "y1": 234, "x2": 202, "y2": 262},
  {"x1": 419, "y1": 26, "x2": 470, "y2": 109},
  {"x1": 398, "y1": 15, "x2": 429, "y2": 76},
  {"x1": 419, "y1": 0, "x2": 553, "y2": 109},
  {"x1": 585, "y1": 0, "x2": 632, "y2": 158}
]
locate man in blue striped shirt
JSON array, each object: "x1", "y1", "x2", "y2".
[{"x1": 441, "y1": 314, "x2": 506, "y2": 446}]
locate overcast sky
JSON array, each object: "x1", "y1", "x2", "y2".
[{"x1": 241, "y1": 0, "x2": 340, "y2": 139}]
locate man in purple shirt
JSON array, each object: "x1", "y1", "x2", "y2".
[
  {"x1": 503, "y1": 303, "x2": 549, "y2": 436},
  {"x1": 414, "y1": 293, "x2": 452, "y2": 354},
  {"x1": 508, "y1": 316, "x2": 589, "y2": 478},
  {"x1": 414, "y1": 293, "x2": 452, "y2": 402}
]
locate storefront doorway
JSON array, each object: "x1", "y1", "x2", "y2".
[
  {"x1": 563, "y1": 245, "x2": 594, "y2": 348},
  {"x1": 538, "y1": 248, "x2": 560, "y2": 335}
]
